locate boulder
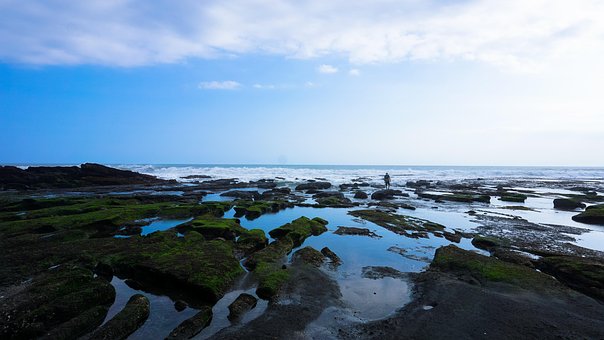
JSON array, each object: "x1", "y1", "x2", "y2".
[
  {"x1": 572, "y1": 204, "x2": 604, "y2": 225},
  {"x1": 312, "y1": 191, "x2": 344, "y2": 199},
  {"x1": 220, "y1": 190, "x2": 261, "y2": 200},
  {"x1": 321, "y1": 247, "x2": 341, "y2": 265},
  {"x1": 292, "y1": 247, "x2": 326, "y2": 267},
  {"x1": 227, "y1": 293, "x2": 258, "y2": 321},
  {"x1": 295, "y1": 182, "x2": 332, "y2": 191},
  {"x1": 371, "y1": 189, "x2": 408, "y2": 200},
  {"x1": 553, "y1": 198, "x2": 586, "y2": 210},
  {"x1": 354, "y1": 191, "x2": 368, "y2": 199}
]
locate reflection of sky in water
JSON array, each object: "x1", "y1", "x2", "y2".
[
  {"x1": 140, "y1": 218, "x2": 192, "y2": 236},
  {"x1": 195, "y1": 284, "x2": 267, "y2": 339}
]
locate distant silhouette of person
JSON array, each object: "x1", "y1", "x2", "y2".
[{"x1": 384, "y1": 173, "x2": 391, "y2": 189}]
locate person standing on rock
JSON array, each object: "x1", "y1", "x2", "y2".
[{"x1": 384, "y1": 173, "x2": 391, "y2": 189}]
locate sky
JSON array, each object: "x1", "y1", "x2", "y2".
[{"x1": 1, "y1": 0, "x2": 603, "y2": 166}]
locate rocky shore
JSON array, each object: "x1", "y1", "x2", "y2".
[{"x1": 1, "y1": 164, "x2": 604, "y2": 339}]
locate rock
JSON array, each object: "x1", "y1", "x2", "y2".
[
  {"x1": 471, "y1": 236, "x2": 509, "y2": 250},
  {"x1": 406, "y1": 180, "x2": 431, "y2": 188},
  {"x1": 166, "y1": 306, "x2": 212, "y2": 339},
  {"x1": 292, "y1": 247, "x2": 326, "y2": 267},
  {"x1": 227, "y1": 293, "x2": 258, "y2": 321},
  {"x1": 88, "y1": 294, "x2": 150, "y2": 340},
  {"x1": 314, "y1": 196, "x2": 354, "y2": 207},
  {"x1": 0, "y1": 163, "x2": 168, "y2": 190},
  {"x1": 362, "y1": 266, "x2": 406, "y2": 279},
  {"x1": 572, "y1": 204, "x2": 604, "y2": 225},
  {"x1": 312, "y1": 191, "x2": 344, "y2": 199},
  {"x1": 220, "y1": 190, "x2": 260, "y2": 200},
  {"x1": 443, "y1": 231, "x2": 462, "y2": 243},
  {"x1": 295, "y1": 182, "x2": 332, "y2": 191},
  {"x1": 499, "y1": 193, "x2": 528, "y2": 203},
  {"x1": 371, "y1": 189, "x2": 408, "y2": 200},
  {"x1": 321, "y1": 247, "x2": 341, "y2": 265},
  {"x1": 0, "y1": 267, "x2": 116, "y2": 339},
  {"x1": 536, "y1": 256, "x2": 604, "y2": 302},
  {"x1": 174, "y1": 300, "x2": 188, "y2": 312},
  {"x1": 181, "y1": 175, "x2": 211, "y2": 179},
  {"x1": 553, "y1": 198, "x2": 586, "y2": 210},
  {"x1": 354, "y1": 191, "x2": 368, "y2": 199},
  {"x1": 334, "y1": 226, "x2": 381, "y2": 238}
]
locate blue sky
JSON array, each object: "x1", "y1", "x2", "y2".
[{"x1": 1, "y1": 1, "x2": 603, "y2": 165}]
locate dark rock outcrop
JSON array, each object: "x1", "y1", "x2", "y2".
[
  {"x1": 220, "y1": 190, "x2": 261, "y2": 200},
  {"x1": 321, "y1": 247, "x2": 341, "y2": 266},
  {"x1": 553, "y1": 198, "x2": 586, "y2": 210},
  {"x1": 572, "y1": 204, "x2": 604, "y2": 225},
  {"x1": 0, "y1": 163, "x2": 168, "y2": 190},
  {"x1": 371, "y1": 189, "x2": 409, "y2": 200},
  {"x1": 354, "y1": 191, "x2": 368, "y2": 199},
  {"x1": 295, "y1": 182, "x2": 331, "y2": 191}
]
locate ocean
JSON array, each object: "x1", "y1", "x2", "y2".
[{"x1": 113, "y1": 164, "x2": 604, "y2": 184}]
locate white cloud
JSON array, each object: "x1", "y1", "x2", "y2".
[
  {"x1": 349, "y1": 69, "x2": 360, "y2": 76},
  {"x1": 0, "y1": 1, "x2": 603, "y2": 72},
  {"x1": 198, "y1": 80, "x2": 241, "y2": 90},
  {"x1": 253, "y1": 83, "x2": 276, "y2": 89},
  {"x1": 318, "y1": 64, "x2": 338, "y2": 74}
]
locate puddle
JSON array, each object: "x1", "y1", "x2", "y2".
[{"x1": 339, "y1": 276, "x2": 410, "y2": 320}]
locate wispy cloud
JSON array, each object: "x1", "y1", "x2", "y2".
[
  {"x1": 253, "y1": 83, "x2": 275, "y2": 89},
  {"x1": 0, "y1": 1, "x2": 603, "y2": 71},
  {"x1": 199, "y1": 81, "x2": 241, "y2": 90},
  {"x1": 318, "y1": 64, "x2": 338, "y2": 74},
  {"x1": 349, "y1": 69, "x2": 360, "y2": 76}
]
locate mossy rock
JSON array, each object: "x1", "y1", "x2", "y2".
[
  {"x1": 572, "y1": 204, "x2": 604, "y2": 225},
  {"x1": 236, "y1": 229, "x2": 268, "y2": 255},
  {"x1": 167, "y1": 306, "x2": 212, "y2": 339},
  {"x1": 471, "y1": 235, "x2": 510, "y2": 250},
  {"x1": 349, "y1": 209, "x2": 444, "y2": 237},
  {"x1": 255, "y1": 262, "x2": 290, "y2": 300},
  {"x1": 431, "y1": 245, "x2": 557, "y2": 290},
  {"x1": 537, "y1": 256, "x2": 604, "y2": 302},
  {"x1": 233, "y1": 200, "x2": 293, "y2": 220},
  {"x1": 499, "y1": 193, "x2": 528, "y2": 203},
  {"x1": 245, "y1": 217, "x2": 328, "y2": 299},
  {"x1": 108, "y1": 233, "x2": 244, "y2": 303},
  {"x1": 267, "y1": 216, "x2": 328, "y2": 246},
  {"x1": 0, "y1": 267, "x2": 115, "y2": 339},
  {"x1": 88, "y1": 294, "x2": 150, "y2": 340},
  {"x1": 292, "y1": 247, "x2": 325, "y2": 267},
  {"x1": 180, "y1": 215, "x2": 245, "y2": 240},
  {"x1": 553, "y1": 198, "x2": 586, "y2": 210}
]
